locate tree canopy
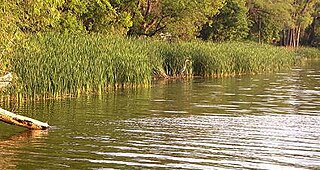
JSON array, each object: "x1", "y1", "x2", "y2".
[
  {"x1": 0, "y1": 0, "x2": 320, "y2": 48},
  {"x1": 200, "y1": 0, "x2": 249, "y2": 41}
]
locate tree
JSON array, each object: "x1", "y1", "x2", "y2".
[
  {"x1": 128, "y1": 0, "x2": 225, "y2": 40},
  {"x1": 14, "y1": 0, "x2": 134, "y2": 34},
  {"x1": 56, "y1": 0, "x2": 134, "y2": 34},
  {"x1": 16, "y1": 0, "x2": 64, "y2": 33},
  {"x1": 0, "y1": 0, "x2": 21, "y2": 74},
  {"x1": 246, "y1": 0, "x2": 293, "y2": 44},
  {"x1": 301, "y1": 1, "x2": 320, "y2": 46},
  {"x1": 200, "y1": 0, "x2": 249, "y2": 42},
  {"x1": 58, "y1": 0, "x2": 87, "y2": 32},
  {"x1": 80, "y1": 0, "x2": 133, "y2": 34},
  {"x1": 281, "y1": 0, "x2": 319, "y2": 47}
]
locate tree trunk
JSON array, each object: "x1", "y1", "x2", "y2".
[
  {"x1": 0, "y1": 107, "x2": 49, "y2": 130},
  {"x1": 289, "y1": 29, "x2": 293, "y2": 46},
  {"x1": 258, "y1": 16, "x2": 262, "y2": 43},
  {"x1": 296, "y1": 26, "x2": 301, "y2": 47},
  {"x1": 293, "y1": 27, "x2": 297, "y2": 47},
  {"x1": 281, "y1": 27, "x2": 301, "y2": 48}
]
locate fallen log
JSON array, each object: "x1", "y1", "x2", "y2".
[{"x1": 0, "y1": 108, "x2": 49, "y2": 130}]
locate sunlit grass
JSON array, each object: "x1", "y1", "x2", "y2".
[
  {"x1": 3, "y1": 33, "x2": 304, "y2": 100},
  {"x1": 9, "y1": 33, "x2": 152, "y2": 100},
  {"x1": 154, "y1": 41, "x2": 298, "y2": 77},
  {"x1": 295, "y1": 47, "x2": 320, "y2": 59}
]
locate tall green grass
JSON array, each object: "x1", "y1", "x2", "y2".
[
  {"x1": 295, "y1": 47, "x2": 320, "y2": 59},
  {"x1": 2, "y1": 33, "x2": 304, "y2": 101},
  {"x1": 152, "y1": 41, "x2": 298, "y2": 77},
  {"x1": 9, "y1": 33, "x2": 152, "y2": 100}
]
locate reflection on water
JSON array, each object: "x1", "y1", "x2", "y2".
[
  {"x1": 0, "y1": 130, "x2": 48, "y2": 170},
  {"x1": 117, "y1": 115, "x2": 319, "y2": 169},
  {"x1": 0, "y1": 61, "x2": 320, "y2": 169}
]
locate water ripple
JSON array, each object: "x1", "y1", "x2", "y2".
[{"x1": 1, "y1": 61, "x2": 319, "y2": 170}]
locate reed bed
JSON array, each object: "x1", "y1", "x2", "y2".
[
  {"x1": 9, "y1": 33, "x2": 152, "y2": 100},
  {"x1": 153, "y1": 41, "x2": 298, "y2": 77},
  {"x1": 3, "y1": 33, "x2": 301, "y2": 100},
  {"x1": 192, "y1": 41, "x2": 297, "y2": 77},
  {"x1": 295, "y1": 47, "x2": 320, "y2": 59}
]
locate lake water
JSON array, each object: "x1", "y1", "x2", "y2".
[{"x1": 1, "y1": 61, "x2": 319, "y2": 170}]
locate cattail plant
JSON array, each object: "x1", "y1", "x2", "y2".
[{"x1": 3, "y1": 33, "x2": 303, "y2": 101}]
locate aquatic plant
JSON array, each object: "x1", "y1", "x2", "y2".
[
  {"x1": 10, "y1": 33, "x2": 152, "y2": 100},
  {"x1": 295, "y1": 47, "x2": 320, "y2": 59},
  {"x1": 4, "y1": 33, "x2": 301, "y2": 100},
  {"x1": 154, "y1": 41, "x2": 297, "y2": 77}
]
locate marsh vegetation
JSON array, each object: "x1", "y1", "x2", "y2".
[{"x1": 1, "y1": 33, "x2": 318, "y2": 101}]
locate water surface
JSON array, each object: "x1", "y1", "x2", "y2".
[{"x1": 1, "y1": 61, "x2": 319, "y2": 169}]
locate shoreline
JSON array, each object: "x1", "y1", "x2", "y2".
[{"x1": 1, "y1": 33, "x2": 319, "y2": 102}]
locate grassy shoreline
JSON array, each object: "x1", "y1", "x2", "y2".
[{"x1": 1, "y1": 33, "x2": 319, "y2": 101}]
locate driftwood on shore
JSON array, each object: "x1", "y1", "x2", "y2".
[
  {"x1": 0, "y1": 108, "x2": 49, "y2": 130},
  {"x1": 0, "y1": 73, "x2": 49, "y2": 130}
]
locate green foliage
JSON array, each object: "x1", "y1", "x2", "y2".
[
  {"x1": 17, "y1": 0, "x2": 64, "y2": 32},
  {"x1": 10, "y1": 33, "x2": 151, "y2": 99},
  {"x1": 294, "y1": 0, "x2": 316, "y2": 29},
  {"x1": 155, "y1": 41, "x2": 297, "y2": 77},
  {"x1": 296, "y1": 47, "x2": 320, "y2": 59},
  {"x1": 302, "y1": 1, "x2": 320, "y2": 47},
  {"x1": 11, "y1": 0, "x2": 133, "y2": 34},
  {"x1": 79, "y1": 0, "x2": 132, "y2": 34},
  {"x1": 200, "y1": 0, "x2": 249, "y2": 41},
  {"x1": 247, "y1": 0, "x2": 294, "y2": 43},
  {"x1": 6, "y1": 33, "x2": 300, "y2": 100},
  {"x1": 60, "y1": 11, "x2": 85, "y2": 33},
  {"x1": 1, "y1": 0, "x2": 319, "y2": 102},
  {"x1": 1, "y1": 0, "x2": 319, "y2": 44},
  {"x1": 163, "y1": 0, "x2": 225, "y2": 39},
  {"x1": 154, "y1": 42, "x2": 193, "y2": 76},
  {"x1": 129, "y1": 0, "x2": 225, "y2": 39},
  {"x1": 247, "y1": 0, "x2": 320, "y2": 45},
  {"x1": 0, "y1": 0, "x2": 21, "y2": 74}
]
